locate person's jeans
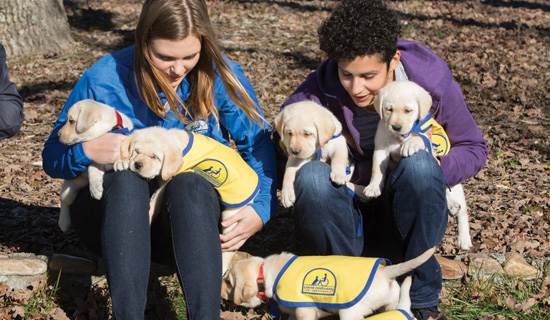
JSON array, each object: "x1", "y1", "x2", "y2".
[
  {"x1": 292, "y1": 151, "x2": 447, "y2": 308},
  {"x1": 70, "y1": 170, "x2": 222, "y2": 320}
]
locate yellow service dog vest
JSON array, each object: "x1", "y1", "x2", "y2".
[
  {"x1": 175, "y1": 132, "x2": 260, "y2": 208},
  {"x1": 366, "y1": 310, "x2": 413, "y2": 320},
  {"x1": 273, "y1": 255, "x2": 390, "y2": 308},
  {"x1": 405, "y1": 113, "x2": 450, "y2": 157}
]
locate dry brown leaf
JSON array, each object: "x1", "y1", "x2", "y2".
[{"x1": 516, "y1": 297, "x2": 538, "y2": 311}]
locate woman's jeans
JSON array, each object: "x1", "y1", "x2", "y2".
[
  {"x1": 70, "y1": 170, "x2": 222, "y2": 320},
  {"x1": 293, "y1": 151, "x2": 448, "y2": 309}
]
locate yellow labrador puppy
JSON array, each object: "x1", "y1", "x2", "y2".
[
  {"x1": 114, "y1": 126, "x2": 259, "y2": 274},
  {"x1": 57, "y1": 99, "x2": 133, "y2": 232},
  {"x1": 221, "y1": 248, "x2": 434, "y2": 320},
  {"x1": 360, "y1": 80, "x2": 471, "y2": 250},
  {"x1": 275, "y1": 101, "x2": 350, "y2": 208}
]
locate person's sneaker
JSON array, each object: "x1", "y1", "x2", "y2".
[{"x1": 412, "y1": 306, "x2": 448, "y2": 320}]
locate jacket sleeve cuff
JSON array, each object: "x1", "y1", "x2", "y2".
[
  {"x1": 249, "y1": 201, "x2": 270, "y2": 225},
  {"x1": 73, "y1": 142, "x2": 94, "y2": 168}
]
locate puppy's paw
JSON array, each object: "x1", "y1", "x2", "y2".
[
  {"x1": 89, "y1": 183, "x2": 103, "y2": 200},
  {"x1": 400, "y1": 139, "x2": 424, "y2": 157},
  {"x1": 114, "y1": 159, "x2": 129, "y2": 171},
  {"x1": 458, "y1": 233, "x2": 473, "y2": 250},
  {"x1": 330, "y1": 169, "x2": 349, "y2": 185},
  {"x1": 280, "y1": 187, "x2": 296, "y2": 208},
  {"x1": 362, "y1": 183, "x2": 382, "y2": 199},
  {"x1": 447, "y1": 198, "x2": 461, "y2": 217}
]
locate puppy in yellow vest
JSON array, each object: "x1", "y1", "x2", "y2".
[
  {"x1": 221, "y1": 248, "x2": 434, "y2": 320},
  {"x1": 354, "y1": 80, "x2": 471, "y2": 250},
  {"x1": 114, "y1": 127, "x2": 260, "y2": 274}
]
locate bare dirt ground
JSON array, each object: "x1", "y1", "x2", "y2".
[{"x1": 0, "y1": 0, "x2": 549, "y2": 319}]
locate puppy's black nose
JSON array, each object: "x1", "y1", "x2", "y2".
[
  {"x1": 134, "y1": 162, "x2": 143, "y2": 170},
  {"x1": 392, "y1": 124, "x2": 402, "y2": 132}
]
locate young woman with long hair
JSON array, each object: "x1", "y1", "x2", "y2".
[{"x1": 43, "y1": 0, "x2": 276, "y2": 318}]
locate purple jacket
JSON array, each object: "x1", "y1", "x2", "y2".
[{"x1": 276, "y1": 39, "x2": 488, "y2": 187}]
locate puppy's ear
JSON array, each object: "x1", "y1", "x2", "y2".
[
  {"x1": 233, "y1": 280, "x2": 258, "y2": 305},
  {"x1": 75, "y1": 104, "x2": 101, "y2": 134},
  {"x1": 119, "y1": 136, "x2": 133, "y2": 160},
  {"x1": 416, "y1": 86, "x2": 433, "y2": 120},
  {"x1": 315, "y1": 111, "x2": 338, "y2": 147},
  {"x1": 221, "y1": 277, "x2": 232, "y2": 300},
  {"x1": 373, "y1": 91, "x2": 385, "y2": 119},
  {"x1": 274, "y1": 110, "x2": 285, "y2": 135},
  {"x1": 160, "y1": 146, "x2": 183, "y2": 181}
]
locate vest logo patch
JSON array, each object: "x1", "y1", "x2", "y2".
[
  {"x1": 431, "y1": 133, "x2": 449, "y2": 155},
  {"x1": 301, "y1": 268, "x2": 336, "y2": 296},
  {"x1": 186, "y1": 119, "x2": 208, "y2": 134},
  {"x1": 193, "y1": 159, "x2": 228, "y2": 187}
]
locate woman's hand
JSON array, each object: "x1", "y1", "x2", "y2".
[
  {"x1": 82, "y1": 133, "x2": 127, "y2": 165},
  {"x1": 219, "y1": 206, "x2": 263, "y2": 252}
]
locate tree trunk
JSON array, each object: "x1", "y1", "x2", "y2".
[{"x1": 0, "y1": 0, "x2": 72, "y2": 56}]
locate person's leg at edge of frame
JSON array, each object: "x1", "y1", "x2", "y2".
[
  {"x1": 388, "y1": 151, "x2": 448, "y2": 314},
  {"x1": 293, "y1": 161, "x2": 363, "y2": 256},
  {"x1": 161, "y1": 172, "x2": 223, "y2": 320},
  {"x1": 70, "y1": 170, "x2": 152, "y2": 320}
]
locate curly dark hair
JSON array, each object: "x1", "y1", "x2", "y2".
[{"x1": 318, "y1": 0, "x2": 401, "y2": 65}]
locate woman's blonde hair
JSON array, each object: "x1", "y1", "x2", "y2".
[{"x1": 134, "y1": 0, "x2": 262, "y2": 125}]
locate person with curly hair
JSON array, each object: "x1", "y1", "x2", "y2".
[{"x1": 274, "y1": 0, "x2": 488, "y2": 319}]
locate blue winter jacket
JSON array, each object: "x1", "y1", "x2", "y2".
[{"x1": 42, "y1": 45, "x2": 277, "y2": 224}]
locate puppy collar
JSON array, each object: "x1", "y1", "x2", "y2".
[
  {"x1": 111, "y1": 110, "x2": 124, "y2": 131},
  {"x1": 401, "y1": 113, "x2": 433, "y2": 140},
  {"x1": 257, "y1": 263, "x2": 269, "y2": 303},
  {"x1": 315, "y1": 132, "x2": 343, "y2": 160}
]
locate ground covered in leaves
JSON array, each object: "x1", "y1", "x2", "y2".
[{"x1": 0, "y1": 0, "x2": 549, "y2": 319}]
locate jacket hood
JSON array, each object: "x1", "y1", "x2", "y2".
[
  {"x1": 314, "y1": 39, "x2": 454, "y2": 115},
  {"x1": 398, "y1": 39, "x2": 454, "y2": 114}
]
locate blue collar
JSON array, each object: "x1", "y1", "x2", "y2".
[
  {"x1": 401, "y1": 113, "x2": 434, "y2": 159},
  {"x1": 315, "y1": 133, "x2": 343, "y2": 160},
  {"x1": 401, "y1": 113, "x2": 433, "y2": 139},
  {"x1": 315, "y1": 133, "x2": 353, "y2": 175}
]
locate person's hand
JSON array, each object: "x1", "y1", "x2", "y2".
[
  {"x1": 82, "y1": 133, "x2": 127, "y2": 165},
  {"x1": 219, "y1": 206, "x2": 263, "y2": 252}
]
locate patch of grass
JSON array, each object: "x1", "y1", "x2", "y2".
[
  {"x1": 522, "y1": 205, "x2": 544, "y2": 214},
  {"x1": 160, "y1": 275, "x2": 187, "y2": 319},
  {"x1": 441, "y1": 268, "x2": 550, "y2": 319},
  {"x1": 402, "y1": 22, "x2": 416, "y2": 36},
  {"x1": 275, "y1": 87, "x2": 294, "y2": 96},
  {"x1": 497, "y1": 150, "x2": 521, "y2": 167},
  {"x1": 24, "y1": 272, "x2": 62, "y2": 316}
]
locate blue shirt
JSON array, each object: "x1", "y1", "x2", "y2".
[{"x1": 42, "y1": 45, "x2": 276, "y2": 223}]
